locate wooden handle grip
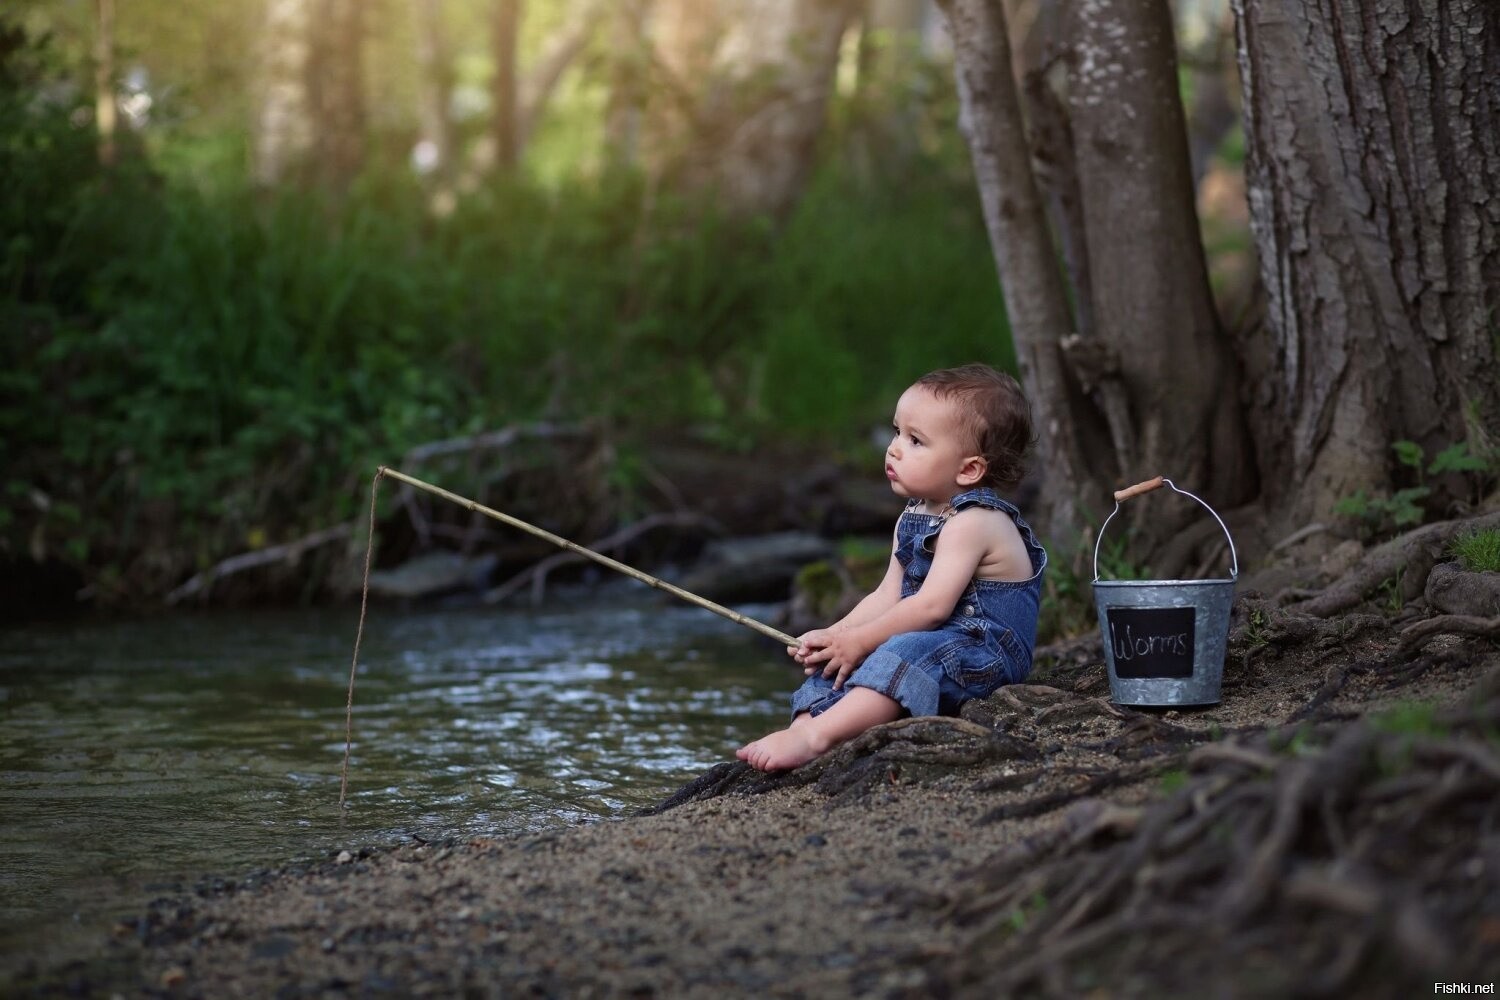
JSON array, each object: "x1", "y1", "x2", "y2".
[{"x1": 1114, "y1": 476, "x2": 1164, "y2": 502}]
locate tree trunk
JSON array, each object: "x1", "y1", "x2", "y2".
[
  {"x1": 307, "y1": 0, "x2": 366, "y2": 187},
  {"x1": 850, "y1": 0, "x2": 928, "y2": 169},
  {"x1": 516, "y1": 1, "x2": 599, "y2": 152},
  {"x1": 1233, "y1": 0, "x2": 1500, "y2": 534},
  {"x1": 491, "y1": 0, "x2": 522, "y2": 170},
  {"x1": 412, "y1": 0, "x2": 455, "y2": 183},
  {"x1": 702, "y1": 0, "x2": 859, "y2": 220},
  {"x1": 93, "y1": 0, "x2": 117, "y2": 168},
  {"x1": 640, "y1": 0, "x2": 723, "y2": 179},
  {"x1": 604, "y1": 0, "x2": 653, "y2": 170},
  {"x1": 935, "y1": 0, "x2": 1108, "y2": 538},
  {"x1": 253, "y1": 0, "x2": 314, "y2": 186},
  {"x1": 1066, "y1": 0, "x2": 1255, "y2": 530}
]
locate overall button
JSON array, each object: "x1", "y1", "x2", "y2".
[{"x1": 963, "y1": 604, "x2": 975, "y2": 616}]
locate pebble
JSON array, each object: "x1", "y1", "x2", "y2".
[{"x1": 336, "y1": 850, "x2": 353, "y2": 865}]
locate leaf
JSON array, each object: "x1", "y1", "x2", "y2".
[
  {"x1": 1334, "y1": 491, "x2": 1371, "y2": 517},
  {"x1": 1392, "y1": 440, "x2": 1424, "y2": 470},
  {"x1": 1427, "y1": 442, "x2": 1488, "y2": 475},
  {"x1": 1388, "y1": 487, "x2": 1431, "y2": 526}
]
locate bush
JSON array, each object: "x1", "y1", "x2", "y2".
[{"x1": 0, "y1": 20, "x2": 1014, "y2": 602}]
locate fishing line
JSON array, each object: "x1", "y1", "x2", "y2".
[{"x1": 339, "y1": 466, "x2": 797, "y2": 809}]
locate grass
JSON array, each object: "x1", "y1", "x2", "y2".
[{"x1": 1450, "y1": 528, "x2": 1500, "y2": 573}]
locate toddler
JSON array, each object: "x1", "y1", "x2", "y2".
[{"x1": 737, "y1": 363, "x2": 1047, "y2": 771}]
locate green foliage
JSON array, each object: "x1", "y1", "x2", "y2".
[
  {"x1": 1450, "y1": 528, "x2": 1500, "y2": 574},
  {"x1": 1242, "y1": 606, "x2": 1271, "y2": 648},
  {"x1": 750, "y1": 169, "x2": 1013, "y2": 441},
  {"x1": 1371, "y1": 700, "x2": 1444, "y2": 738},
  {"x1": 1035, "y1": 530, "x2": 1152, "y2": 644},
  {"x1": 1006, "y1": 891, "x2": 1049, "y2": 933},
  {"x1": 1335, "y1": 439, "x2": 1497, "y2": 535},
  {"x1": 1268, "y1": 724, "x2": 1318, "y2": 758},
  {"x1": 1371, "y1": 700, "x2": 1447, "y2": 774},
  {"x1": 0, "y1": 20, "x2": 1014, "y2": 599},
  {"x1": 1378, "y1": 570, "x2": 1405, "y2": 614}
]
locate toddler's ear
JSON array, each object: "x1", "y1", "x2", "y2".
[{"x1": 957, "y1": 455, "x2": 987, "y2": 487}]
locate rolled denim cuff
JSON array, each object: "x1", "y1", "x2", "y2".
[{"x1": 844, "y1": 646, "x2": 941, "y2": 718}]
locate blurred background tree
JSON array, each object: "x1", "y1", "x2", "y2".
[{"x1": 1, "y1": 0, "x2": 1493, "y2": 611}]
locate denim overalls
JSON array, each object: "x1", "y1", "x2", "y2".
[{"x1": 790, "y1": 488, "x2": 1048, "y2": 720}]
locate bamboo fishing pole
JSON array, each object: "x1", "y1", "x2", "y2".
[{"x1": 341, "y1": 466, "x2": 798, "y2": 808}]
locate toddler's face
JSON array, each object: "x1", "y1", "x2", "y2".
[{"x1": 884, "y1": 385, "x2": 979, "y2": 503}]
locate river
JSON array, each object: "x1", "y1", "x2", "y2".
[{"x1": 0, "y1": 596, "x2": 791, "y2": 976}]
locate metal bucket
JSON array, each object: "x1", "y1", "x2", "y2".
[{"x1": 1092, "y1": 477, "x2": 1238, "y2": 707}]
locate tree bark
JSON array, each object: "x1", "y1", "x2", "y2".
[
  {"x1": 703, "y1": 0, "x2": 859, "y2": 220},
  {"x1": 307, "y1": 0, "x2": 366, "y2": 187},
  {"x1": 604, "y1": 0, "x2": 653, "y2": 170},
  {"x1": 935, "y1": 0, "x2": 1108, "y2": 537},
  {"x1": 93, "y1": 0, "x2": 117, "y2": 168},
  {"x1": 1233, "y1": 0, "x2": 1500, "y2": 534},
  {"x1": 253, "y1": 0, "x2": 314, "y2": 186},
  {"x1": 491, "y1": 0, "x2": 522, "y2": 170},
  {"x1": 640, "y1": 0, "x2": 723, "y2": 179},
  {"x1": 850, "y1": 0, "x2": 928, "y2": 168},
  {"x1": 516, "y1": 1, "x2": 599, "y2": 153},
  {"x1": 1066, "y1": 0, "x2": 1255, "y2": 529},
  {"x1": 412, "y1": 0, "x2": 455, "y2": 183}
]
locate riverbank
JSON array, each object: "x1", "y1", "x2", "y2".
[{"x1": 14, "y1": 599, "x2": 1500, "y2": 997}]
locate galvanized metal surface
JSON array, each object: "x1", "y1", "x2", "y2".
[{"x1": 1092, "y1": 478, "x2": 1239, "y2": 707}]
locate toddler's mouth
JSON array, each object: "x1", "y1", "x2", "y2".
[{"x1": 885, "y1": 464, "x2": 898, "y2": 481}]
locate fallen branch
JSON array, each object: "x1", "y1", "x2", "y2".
[
  {"x1": 483, "y1": 510, "x2": 724, "y2": 605},
  {"x1": 167, "y1": 524, "x2": 353, "y2": 605}
]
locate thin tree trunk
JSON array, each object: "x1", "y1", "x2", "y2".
[
  {"x1": 412, "y1": 0, "x2": 455, "y2": 183},
  {"x1": 704, "y1": 0, "x2": 859, "y2": 220},
  {"x1": 1067, "y1": 0, "x2": 1254, "y2": 529},
  {"x1": 253, "y1": 0, "x2": 314, "y2": 186},
  {"x1": 604, "y1": 0, "x2": 653, "y2": 170},
  {"x1": 93, "y1": 0, "x2": 117, "y2": 167},
  {"x1": 935, "y1": 0, "x2": 1107, "y2": 537},
  {"x1": 640, "y1": 0, "x2": 723, "y2": 178},
  {"x1": 517, "y1": 1, "x2": 599, "y2": 152},
  {"x1": 491, "y1": 0, "x2": 522, "y2": 170},
  {"x1": 308, "y1": 0, "x2": 366, "y2": 187},
  {"x1": 852, "y1": 0, "x2": 928, "y2": 166},
  {"x1": 1233, "y1": 0, "x2": 1500, "y2": 533}
]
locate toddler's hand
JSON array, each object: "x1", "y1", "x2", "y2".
[
  {"x1": 792, "y1": 629, "x2": 833, "y2": 667},
  {"x1": 799, "y1": 629, "x2": 869, "y2": 689}
]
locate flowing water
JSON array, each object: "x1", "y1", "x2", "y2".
[{"x1": 0, "y1": 596, "x2": 791, "y2": 975}]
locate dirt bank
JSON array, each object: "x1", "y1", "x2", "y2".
[{"x1": 15, "y1": 597, "x2": 1500, "y2": 998}]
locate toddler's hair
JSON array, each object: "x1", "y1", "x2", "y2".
[{"x1": 915, "y1": 363, "x2": 1033, "y2": 490}]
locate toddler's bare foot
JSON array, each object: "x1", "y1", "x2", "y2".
[{"x1": 736, "y1": 726, "x2": 828, "y2": 772}]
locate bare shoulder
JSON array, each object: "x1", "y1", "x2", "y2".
[{"x1": 948, "y1": 507, "x2": 1032, "y2": 582}]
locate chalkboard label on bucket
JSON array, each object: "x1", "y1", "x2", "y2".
[{"x1": 1106, "y1": 607, "x2": 1196, "y2": 679}]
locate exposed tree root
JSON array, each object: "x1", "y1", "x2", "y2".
[
  {"x1": 918, "y1": 697, "x2": 1500, "y2": 997},
  {"x1": 1289, "y1": 510, "x2": 1500, "y2": 618},
  {"x1": 1399, "y1": 613, "x2": 1500, "y2": 653}
]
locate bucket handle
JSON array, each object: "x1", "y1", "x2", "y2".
[{"x1": 1093, "y1": 476, "x2": 1238, "y2": 582}]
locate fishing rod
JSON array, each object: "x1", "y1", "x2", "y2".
[{"x1": 341, "y1": 466, "x2": 798, "y2": 807}]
